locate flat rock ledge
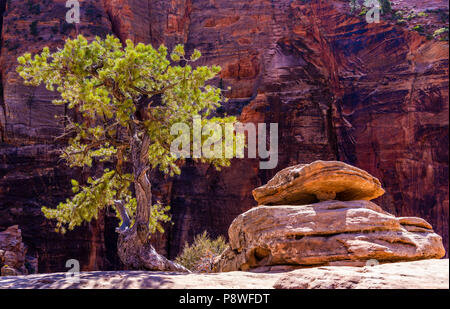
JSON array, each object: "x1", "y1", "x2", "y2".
[{"x1": 0, "y1": 259, "x2": 447, "y2": 289}]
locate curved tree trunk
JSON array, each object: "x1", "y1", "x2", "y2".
[
  {"x1": 117, "y1": 132, "x2": 188, "y2": 272},
  {"x1": 113, "y1": 200, "x2": 131, "y2": 233}
]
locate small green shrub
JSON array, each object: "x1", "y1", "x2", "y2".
[
  {"x1": 434, "y1": 27, "x2": 449, "y2": 36},
  {"x1": 396, "y1": 19, "x2": 407, "y2": 25},
  {"x1": 434, "y1": 27, "x2": 449, "y2": 41},
  {"x1": 412, "y1": 24, "x2": 424, "y2": 33},
  {"x1": 175, "y1": 231, "x2": 228, "y2": 272},
  {"x1": 359, "y1": 7, "x2": 368, "y2": 16},
  {"x1": 417, "y1": 12, "x2": 428, "y2": 17},
  {"x1": 407, "y1": 12, "x2": 417, "y2": 20},
  {"x1": 393, "y1": 10, "x2": 404, "y2": 20}
]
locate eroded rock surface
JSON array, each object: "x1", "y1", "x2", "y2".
[
  {"x1": 215, "y1": 200, "x2": 445, "y2": 272},
  {"x1": 253, "y1": 161, "x2": 385, "y2": 205}
]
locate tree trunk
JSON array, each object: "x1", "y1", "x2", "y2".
[
  {"x1": 117, "y1": 132, "x2": 188, "y2": 272},
  {"x1": 113, "y1": 200, "x2": 131, "y2": 233}
]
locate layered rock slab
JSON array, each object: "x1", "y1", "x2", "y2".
[
  {"x1": 215, "y1": 200, "x2": 445, "y2": 272},
  {"x1": 252, "y1": 161, "x2": 385, "y2": 206}
]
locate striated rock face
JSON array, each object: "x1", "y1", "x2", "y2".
[
  {"x1": 0, "y1": 0, "x2": 120, "y2": 273},
  {"x1": 253, "y1": 161, "x2": 385, "y2": 205},
  {"x1": 0, "y1": 0, "x2": 448, "y2": 273},
  {"x1": 0, "y1": 144, "x2": 122, "y2": 273},
  {"x1": 215, "y1": 200, "x2": 445, "y2": 272},
  {"x1": 0, "y1": 0, "x2": 112, "y2": 143}
]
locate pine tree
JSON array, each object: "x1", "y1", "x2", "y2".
[{"x1": 17, "y1": 35, "x2": 236, "y2": 270}]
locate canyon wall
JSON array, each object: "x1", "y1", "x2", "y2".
[{"x1": 0, "y1": 0, "x2": 448, "y2": 272}]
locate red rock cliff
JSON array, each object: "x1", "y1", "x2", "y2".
[{"x1": 0, "y1": 0, "x2": 448, "y2": 272}]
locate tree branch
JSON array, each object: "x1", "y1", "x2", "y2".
[
  {"x1": 114, "y1": 200, "x2": 131, "y2": 233},
  {"x1": 130, "y1": 83, "x2": 178, "y2": 97}
]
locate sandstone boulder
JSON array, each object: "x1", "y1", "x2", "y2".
[
  {"x1": 252, "y1": 161, "x2": 385, "y2": 206},
  {"x1": 215, "y1": 200, "x2": 445, "y2": 272}
]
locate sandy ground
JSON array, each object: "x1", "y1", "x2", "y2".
[
  {"x1": 0, "y1": 259, "x2": 448, "y2": 289},
  {"x1": 0, "y1": 270, "x2": 285, "y2": 289}
]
